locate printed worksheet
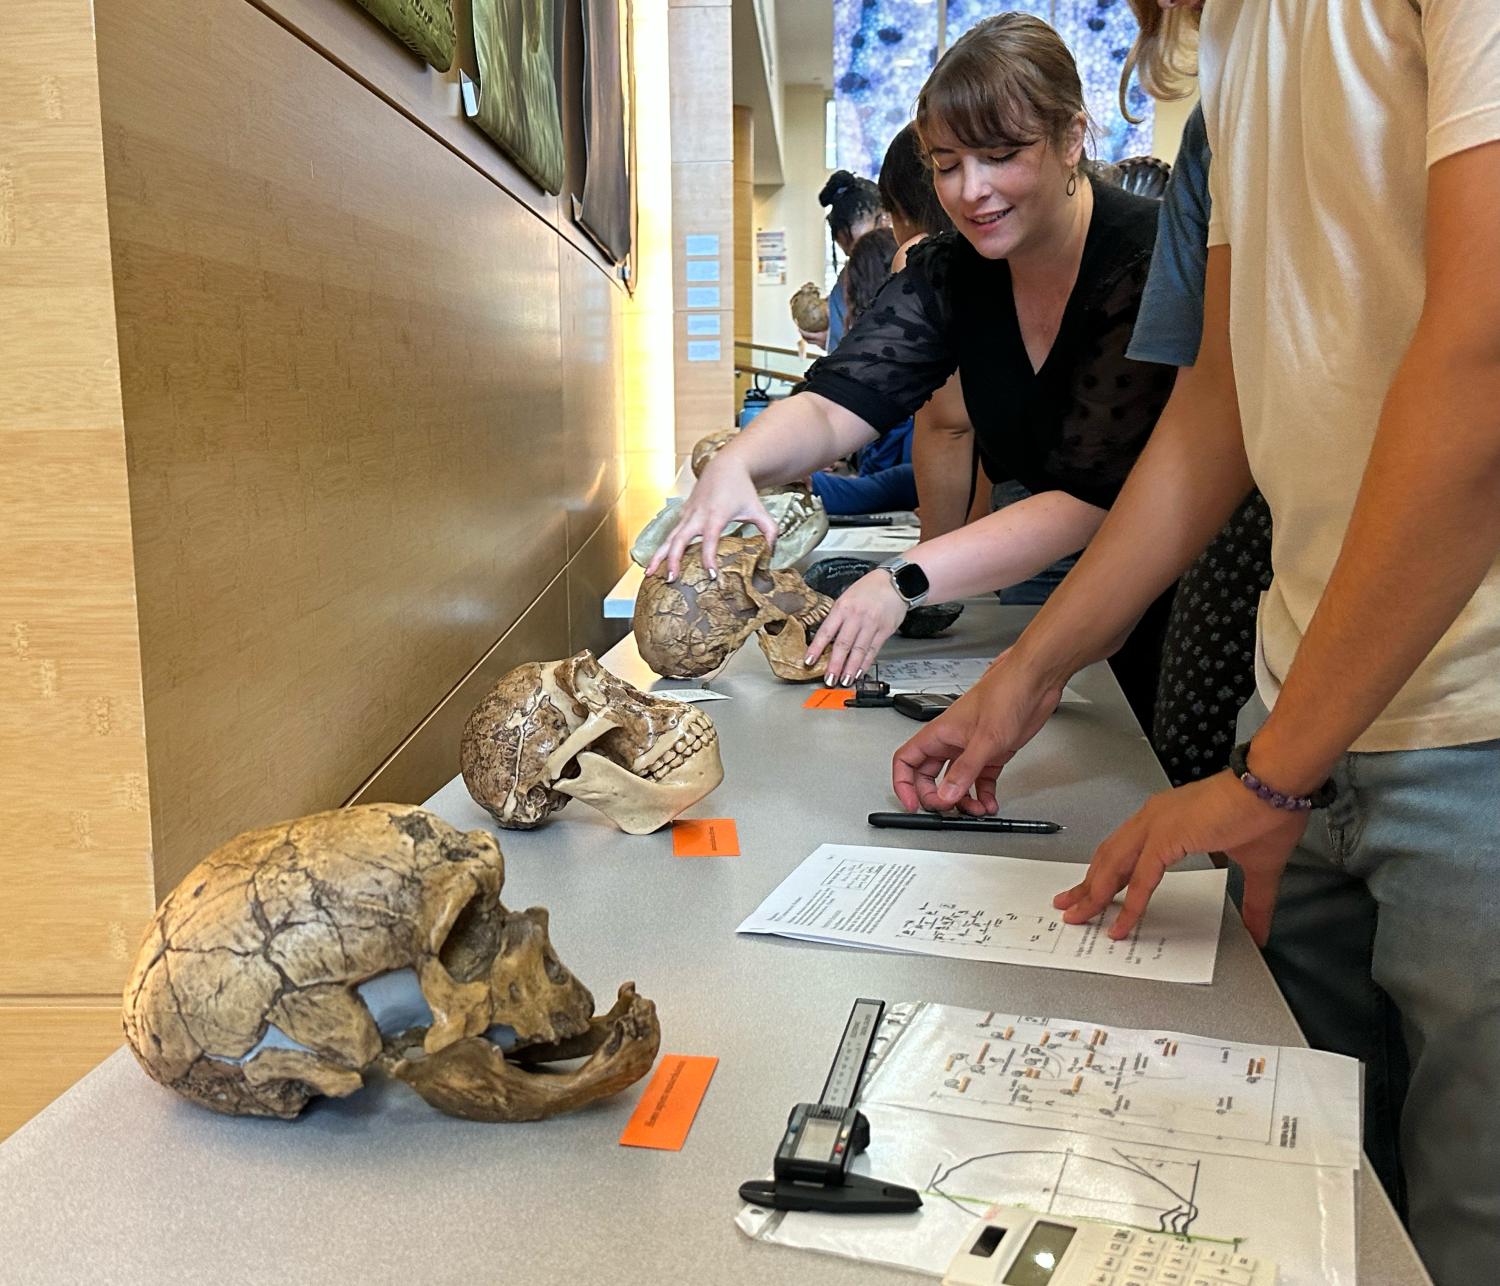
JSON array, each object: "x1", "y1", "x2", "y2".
[
  {"x1": 876, "y1": 656, "x2": 1088, "y2": 703},
  {"x1": 736, "y1": 844, "x2": 1226, "y2": 984},
  {"x1": 653, "y1": 688, "x2": 731, "y2": 703},
  {"x1": 865, "y1": 1003, "x2": 1360, "y2": 1169}
]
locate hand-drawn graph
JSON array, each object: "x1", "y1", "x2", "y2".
[
  {"x1": 898, "y1": 902, "x2": 1062, "y2": 953},
  {"x1": 928, "y1": 1144, "x2": 1203, "y2": 1237}
]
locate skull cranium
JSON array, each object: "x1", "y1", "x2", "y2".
[
  {"x1": 460, "y1": 651, "x2": 724, "y2": 835},
  {"x1": 121, "y1": 804, "x2": 660, "y2": 1121},
  {"x1": 632, "y1": 534, "x2": 832, "y2": 682}
]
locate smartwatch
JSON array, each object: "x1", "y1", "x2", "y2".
[{"x1": 884, "y1": 557, "x2": 930, "y2": 609}]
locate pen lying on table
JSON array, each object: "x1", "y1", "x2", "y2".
[{"x1": 867, "y1": 812, "x2": 1062, "y2": 835}]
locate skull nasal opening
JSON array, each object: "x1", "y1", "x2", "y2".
[{"x1": 438, "y1": 891, "x2": 505, "y2": 983}]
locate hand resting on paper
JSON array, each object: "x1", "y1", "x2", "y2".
[{"x1": 1053, "y1": 772, "x2": 1310, "y2": 946}]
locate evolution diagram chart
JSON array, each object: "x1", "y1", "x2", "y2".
[{"x1": 737, "y1": 1003, "x2": 1361, "y2": 1286}]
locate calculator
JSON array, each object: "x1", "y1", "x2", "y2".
[{"x1": 941, "y1": 1207, "x2": 1278, "y2": 1286}]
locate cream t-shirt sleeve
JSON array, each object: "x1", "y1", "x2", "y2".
[{"x1": 1423, "y1": 2, "x2": 1500, "y2": 166}]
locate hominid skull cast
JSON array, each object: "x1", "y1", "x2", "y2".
[
  {"x1": 633, "y1": 534, "x2": 832, "y2": 682},
  {"x1": 461, "y1": 651, "x2": 724, "y2": 834},
  {"x1": 122, "y1": 804, "x2": 660, "y2": 1122}
]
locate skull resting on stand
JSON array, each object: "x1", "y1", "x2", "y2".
[
  {"x1": 461, "y1": 650, "x2": 724, "y2": 833},
  {"x1": 632, "y1": 534, "x2": 832, "y2": 682},
  {"x1": 122, "y1": 804, "x2": 659, "y2": 1121}
]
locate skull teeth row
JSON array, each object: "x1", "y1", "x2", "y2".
[{"x1": 643, "y1": 716, "x2": 719, "y2": 781}]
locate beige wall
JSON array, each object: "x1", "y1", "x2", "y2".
[
  {"x1": 669, "y1": 0, "x2": 735, "y2": 452},
  {"x1": 0, "y1": 0, "x2": 678, "y2": 1139},
  {"x1": 752, "y1": 84, "x2": 832, "y2": 355}
]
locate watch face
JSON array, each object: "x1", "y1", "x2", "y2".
[{"x1": 893, "y1": 562, "x2": 930, "y2": 600}]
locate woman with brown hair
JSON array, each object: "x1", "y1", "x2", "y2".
[{"x1": 649, "y1": 13, "x2": 1175, "y2": 723}]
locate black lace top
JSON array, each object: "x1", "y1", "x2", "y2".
[{"x1": 802, "y1": 178, "x2": 1175, "y2": 509}]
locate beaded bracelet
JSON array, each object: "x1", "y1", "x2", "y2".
[{"x1": 1227, "y1": 741, "x2": 1338, "y2": 812}]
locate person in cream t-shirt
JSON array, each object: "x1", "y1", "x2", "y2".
[{"x1": 889, "y1": 4, "x2": 1500, "y2": 1280}]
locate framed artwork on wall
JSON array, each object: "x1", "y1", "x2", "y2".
[
  {"x1": 466, "y1": 0, "x2": 566, "y2": 194},
  {"x1": 573, "y1": 0, "x2": 632, "y2": 263},
  {"x1": 347, "y1": 0, "x2": 457, "y2": 72}
]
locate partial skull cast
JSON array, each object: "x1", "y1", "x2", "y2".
[
  {"x1": 461, "y1": 651, "x2": 724, "y2": 834},
  {"x1": 122, "y1": 804, "x2": 660, "y2": 1122},
  {"x1": 632, "y1": 533, "x2": 832, "y2": 682}
]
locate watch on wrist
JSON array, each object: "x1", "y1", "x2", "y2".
[
  {"x1": 884, "y1": 558, "x2": 930, "y2": 609},
  {"x1": 1227, "y1": 741, "x2": 1338, "y2": 812}
]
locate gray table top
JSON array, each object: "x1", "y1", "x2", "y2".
[{"x1": 0, "y1": 604, "x2": 1428, "y2": 1284}]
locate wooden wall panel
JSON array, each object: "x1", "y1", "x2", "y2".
[
  {"x1": 733, "y1": 105, "x2": 754, "y2": 342},
  {"x1": 560, "y1": 245, "x2": 627, "y2": 559},
  {"x1": 96, "y1": 0, "x2": 576, "y2": 894},
  {"x1": 0, "y1": 0, "x2": 154, "y2": 1141},
  {"x1": 346, "y1": 576, "x2": 571, "y2": 808},
  {"x1": 567, "y1": 504, "x2": 632, "y2": 661},
  {"x1": 0, "y1": 1009, "x2": 125, "y2": 1141}
]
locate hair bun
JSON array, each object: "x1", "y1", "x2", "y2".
[{"x1": 818, "y1": 170, "x2": 858, "y2": 207}]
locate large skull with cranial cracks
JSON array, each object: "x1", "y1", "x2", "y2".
[
  {"x1": 121, "y1": 804, "x2": 659, "y2": 1122},
  {"x1": 460, "y1": 651, "x2": 724, "y2": 835},
  {"x1": 632, "y1": 534, "x2": 832, "y2": 682}
]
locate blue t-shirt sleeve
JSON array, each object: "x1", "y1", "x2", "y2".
[
  {"x1": 811, "y1": 464, "x2": 918, "y2": 516},
  {"x1": 1126, "y1": 104, "x2": 1212, "y2": 368},
  {"x1": 826, "y1": 273, "x2": 847, "y2": 350}
]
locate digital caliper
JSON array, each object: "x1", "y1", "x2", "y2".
[{"x1": 738, "y1": 998, "x2": 923, "y2": 1215}]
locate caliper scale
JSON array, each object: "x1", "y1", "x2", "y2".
[{"x1": 738, "y1": 998, "x2": 923, "y2": 1215}]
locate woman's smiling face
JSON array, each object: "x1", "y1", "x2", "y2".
[{"x1": 924, "y1": 116, "x2": 1082, "y2": 261}]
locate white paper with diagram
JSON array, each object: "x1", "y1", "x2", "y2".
[
  {"x1": 736, "y1": 1002, "x2": 1361, "y2": 1286},
  {"x1": 735, "y1": 844, "x2": 1228, "y2": 985},
  {"x1": 873, "y1": 656, "x2": 1088, "y2": 703}
]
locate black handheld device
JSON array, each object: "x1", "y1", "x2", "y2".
[
  {"x1": 738, "y1": 999, "x2": 922, "y2": 1215},
  {"x1": 891, "y1": 691, "x2": 959, "y2": 721}
]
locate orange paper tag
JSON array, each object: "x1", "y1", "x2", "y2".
[
  {"x1": 803, "y1": 687, "x2": 853, "y2": 710},
  {"x1": 619, "y1": 1054, "x2": 718, "y2": 1150},
  {"x1": 671, "y1": 818, "x2": 740, "y2": 857}
]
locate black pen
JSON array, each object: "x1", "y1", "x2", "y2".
[{"x1": 867, "y1": 811, "x2": 1062, "y2": 835}]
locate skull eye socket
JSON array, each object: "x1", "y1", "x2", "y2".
[
  {"x1": 438, "y1": 892, "x2": 504, "y2": 983},
  {"x1": 751, "y1": 570, "x2": 774, "y2": 594},
  {"x1": 762, "y1": 619, "x2": 787, "y2": 636}
]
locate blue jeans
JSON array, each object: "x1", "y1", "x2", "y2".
[{"x1": 1237, "y1": 690, "x2": 1500, "y2": 1286}]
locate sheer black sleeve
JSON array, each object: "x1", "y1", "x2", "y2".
[
  {"x1": 800, "y1": 235, "x2": 960, "y2": 434},
  {"x1": 1039, "y1": 254, "x2": 1175, "y2": 508}
]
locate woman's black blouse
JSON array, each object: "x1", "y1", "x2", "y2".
[{"x1": 802, "y1": 178, "x2": 1175, "y2": 510}]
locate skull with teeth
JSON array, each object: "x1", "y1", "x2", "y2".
[
  {"x1": 121, "y1": 804, "x2": 660, "y2": 1121},
  {"x1": 630, "y1": 430, "x2": 829, "y2": 571},
  {"x1": 632, "y1": 534, "x2": 832, "y2": 682},
  {"x1": 460, "y1": 651, "x2": 724, "y2": 835}
]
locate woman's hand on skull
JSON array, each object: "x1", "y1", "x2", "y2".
[
  {"x1": 803, "y1": 568, "x2": 906, "y2": 686},
  {"x1": 645, "y1": 451, "x2": 778, "y2": 582}
]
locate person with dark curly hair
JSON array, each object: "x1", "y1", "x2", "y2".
[{"x1": 807, "y1": 170, "x2": 888, "y2": 351}]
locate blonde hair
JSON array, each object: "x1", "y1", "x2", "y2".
[
  {"x1": 916, "y1": 14, "x2": 1089, "y2": 159},
  {"x1": 1120, "y1": 3, "x2": 1199, "y2": 121}
]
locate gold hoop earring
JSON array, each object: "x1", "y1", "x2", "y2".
[{"x1": 1066, "y1": 172, "x2": 1078, "y2": 197}]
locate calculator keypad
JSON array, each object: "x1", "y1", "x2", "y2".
[{"x1": 1080, "y1": 1235, "x2": 1266, "y2": 1286}]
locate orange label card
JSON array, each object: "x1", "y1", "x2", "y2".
[
  {"x1": 672, "y1": 818, "x2": 740, "y2": 857},
  {"x1": 619, "y1": 1054, "x2": 718, "y2": 1150},
  {"x1": 803, "y1": 687, "x2": 853, "y2": 710}
]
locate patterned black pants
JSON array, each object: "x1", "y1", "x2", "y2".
[{"x1": 1152, "y1": 491, "x2": 1274, "y2": 787}]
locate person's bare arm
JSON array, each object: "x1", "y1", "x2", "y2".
[
  {"x1": 806, "y1": 490, "x2": 1104, "y2": 684},
  {"x1": 647, "y1": 392, "x2": 876, "y2": 579},
  {"x1": 1056, "y1": 140, "x2": 1500, "y2": 948},
  {"x1": 913, "y1": 378, "x2": 980, "y2": 540},
  {"x1": 891, "y1": 245, "x2": 1251, "y2": 813}
]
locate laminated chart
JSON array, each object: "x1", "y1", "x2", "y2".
[
  {"x1": 737, "y1": 1003, "x2": 1360, "y2": 1286},
  {"x1": 875, "y1": 656, "x2": 1088, "y2": 702}
]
